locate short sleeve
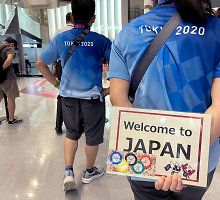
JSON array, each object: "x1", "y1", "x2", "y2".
[
  {"x1": 107, "y1": 38, "x2": 131, "y2": 82},
  {"x1": 102, "y1": 37, "x2": 112, "y2": 62},
  {"x1": 213, "y1": 60, "x2": 220, "y2": 77},
  {"x1": 5, "y1": 47, "x2": 15, "y2": 57},
  {"x1": 40, "y1": 37, "x2": 60, "y2": 65}
]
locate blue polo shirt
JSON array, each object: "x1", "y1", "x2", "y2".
[
  {"x1": 40, "y1": 24, "x2": 112, "y2": 99},
  {"x1": 107, "y1": 2, "x2": 220, "y2": 179}
]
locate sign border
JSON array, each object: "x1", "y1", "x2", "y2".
[{"x1": 115, "y1": 109, "x2": 204, "y2": 183}]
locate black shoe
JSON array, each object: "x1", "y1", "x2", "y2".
[
  {"x1": 105, "y1": 118, "x2": 109, "y2": 123},
  {"x1": 8, "y1": 119, "x2": 23, "y2": 125},
  {"x1": 55, "y1": 127, "x2": 62, "y2": 133}
]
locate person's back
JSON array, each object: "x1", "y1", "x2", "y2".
[
  {"x1": 47, "y1": 29, "x2": 111, "y2": 98},
  {"x1": 108, "y1": 0, "x2": 220, "y2": 199},
  {"x1": 110, "y1": 1, "x2": 220, "y2": 113}
]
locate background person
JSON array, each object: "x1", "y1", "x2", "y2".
[
  {"x1": 36, "y1": 0, "x2": 111, "y2": 192},
  {"x1": 0, "y1": 37, "x2": 23, "y2": 125},
  {"x1": 108, "y1": 0, "x2": 220, "y2": 199},
  {"x1": 24, "y1": 54, "x2": 31, "y2": 74},
  {"x1": 53, "y1": 12, "x2": 74, "y2": 37},
  {"x1": 53, "y1": 12, "x2": 74, "y2": 134}
]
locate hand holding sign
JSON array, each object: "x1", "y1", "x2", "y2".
[{"x1": 155, "y1": 174, "x2": 187, "y2": 192}]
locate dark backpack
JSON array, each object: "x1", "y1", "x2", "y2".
[{"x1": 0, "y1": 45, "x2": 8, "y2": 84}]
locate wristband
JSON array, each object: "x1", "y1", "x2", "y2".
[{"x1": 54, "y1": 81, "x2": 60, "y2": 88}]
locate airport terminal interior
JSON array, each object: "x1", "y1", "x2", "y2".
[{"x1": 0, "y1": 0, "x2": 220, "y2": 199}]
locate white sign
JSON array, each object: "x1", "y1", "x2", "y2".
[{"x1": 107, "y1": 107, "x2": 211, "y2": 187}]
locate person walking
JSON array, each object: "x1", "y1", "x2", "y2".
[
  {"x1": 0, "y1": 37, "x2": 23, "y2": 125},
  {"x1": 108, "y1": 0, "x2": 220, "y2": 199},
  {"x1": 36, "y1": 0, "x2": 111, "y2": 192}
]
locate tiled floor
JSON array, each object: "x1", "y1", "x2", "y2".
[{"x1": 0, "y1": 77, "x2": 219, "y2": 200}]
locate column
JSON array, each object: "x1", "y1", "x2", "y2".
[{"x1": 15, "y1": 34, "x2": 26, "y2": 75}]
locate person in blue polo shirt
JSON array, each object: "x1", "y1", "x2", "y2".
[
  {"x1": 108, "y1": 0, "x2": 220, "y2": 199},
  {"x1": 36, "y1": 0, "x2": 111, "y2": 192}
]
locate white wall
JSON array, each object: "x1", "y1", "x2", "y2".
[{"x1": 18, "y1": 8, "x2": 41, "y2": 39}]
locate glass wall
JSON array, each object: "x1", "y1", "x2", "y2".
[
  {"x1": 47, "y1": 0, "x2": 128, "y2": 41},
  {"x1": 129, "y1": 0, "x2": 144, "y2": 22}
]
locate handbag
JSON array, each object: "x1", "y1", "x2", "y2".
[{"x1": 0, "y1": 45, "x2": 9, "y2": 84}]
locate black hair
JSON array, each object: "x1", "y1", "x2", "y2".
[
  {"x1": 215, "y1": 8, "x2": 220, "y2": 18},
  {"x1": 71, "y1": 0, "x2": 95, "y2": 23},
  {"x1": 4, "y1": 37, "x2": 18, "y2": 49},
  {"x1": 177, "y1": 0, "x2": 214, "y2": 24},
  {"x1": 66, "y1": 12, "x2": 72, "y2": 22}
]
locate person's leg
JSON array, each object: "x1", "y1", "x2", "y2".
[
  {"x1": 64, "y1": 138, "x2": 78, "y2": 167},
  {"x1": 0, "y1": 96, "x2": 2, "y2": 125},
  {"x1": 0, "y1": 87, "x2": 3, "y2": 103},
  {"x1": 81, "y1": 98, "x2": 106, "y2": 183},
  {"x1": 85, "y1": 145, "x2": 99, "y2": 169},
  {"x1": 62, "y1": 97, "x2": 84, "y2": 191},
  {"x1": 62, "y1": 98, "x2": 83, "y2": 167},
  {"x1": 3, "y1": 80, "x2": 22, "y2": 124},
  {"x1": 55, "y1": 95, "x2": 63, "y2": 132},
  {"x1": 27, "y1": 60, "x2": 31, "y2": 68},
  {"x1": 7, "y1": 98, "x2": 15, "y2": 121}
]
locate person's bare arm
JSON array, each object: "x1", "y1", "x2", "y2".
[
  {"x1": 204, "y1": 77, "x2": 220, "y2": 145},
  {"x1": 36, "y1": 58, "x2": 59, "y2": 87},
  {"x1": 109, "y1": 78, "x2": 133, "y2": 108},
  {"x1": 2, "y1": 54, "x2": 14, "y2": 70}
]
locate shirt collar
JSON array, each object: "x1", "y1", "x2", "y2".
[
  {"x1": 67, "y1": 24, "x2": 74, "y2": 27},
  {"x1": 157, "y1": 0, "x2": 178, "y2": 7},
  {"x1": 74, "y1": 23, "x2": 90, "y2": 30}
]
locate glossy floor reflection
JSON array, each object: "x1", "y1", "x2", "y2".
[{"x1": 0, "y1": 77, "x2": 219, "y2": 200}]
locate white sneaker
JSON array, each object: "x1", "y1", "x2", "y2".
[
  {"x1": 82, "y1": 166, "x2": 105, "y2": 184},
  {"x1": 63, "y1": 168, "x2": 76, "y2": 191}
]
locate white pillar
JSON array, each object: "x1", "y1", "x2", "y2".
[
  {"x1": 144, "y1": 0, "x2": 154, "y2": 14},
  {"x1": 60, "y1": 6, "x2": 67, "y2": 28}
]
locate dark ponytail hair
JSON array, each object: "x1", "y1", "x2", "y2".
[{"x1": 178, "y1": 0, "x2": 214, "y2": 24}]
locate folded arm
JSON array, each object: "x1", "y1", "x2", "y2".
[{"x1": 2, "y1": 54, "x2": 14, "y2": 70}]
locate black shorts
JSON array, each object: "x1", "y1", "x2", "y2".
[{"x1": 62, "y1": 97, "x2": 105, "y2": 146}]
